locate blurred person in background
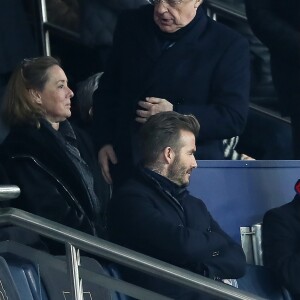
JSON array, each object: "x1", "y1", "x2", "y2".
[{"x1": 245, "y1": 0, "x2": 300, "y2": 159}]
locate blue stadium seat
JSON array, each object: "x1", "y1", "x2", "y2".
[
  {"x1": 0, "y1": 241, "x2": 126, "y2": 300},
  {"x1": 0, "y1": 256, "x2": 21, "y2": 300},
  {"x1": 0, "y1": 254, "x2": 48, "y2": 300},
  {"x1": 103, "y1": 263, "x2": 131, "y2": 300}
]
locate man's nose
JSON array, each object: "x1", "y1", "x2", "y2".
[
  {"x1": 192, "y1": 156, "x2": 197, "y2": 168},
  {"x1": 156, "y1": 0, "x2": 168, "y2": 13}
]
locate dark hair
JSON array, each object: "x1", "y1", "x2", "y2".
[
  {"x1": 75, "y1": 72, "x2": 103, "y2": 123},
  {"x1": 139, "y1": 111, "x2": 200, "y2": 165},
  {"x1": 3, "y1": 56, "x2": 61, "y2": 126}
]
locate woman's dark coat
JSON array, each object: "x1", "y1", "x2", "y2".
[{"x1": 0, "y1": 121, "x2": 108, "y2": 241}]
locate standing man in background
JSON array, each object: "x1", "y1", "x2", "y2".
[{"x1": 93, "y1": 0, "x2": 250, "y2": 186}]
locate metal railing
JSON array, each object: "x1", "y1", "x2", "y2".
[
  {"x1": 0, "y1": 207, "x2": 266, "y2": 300},
  {"x1": 205, "y1": 0, "x2": 247, "y2": 22},
  {"x1": 0, "y1": 185, "x2": 20, "y2": 200},
  {"x1": 37, "y1": 0, "x2": 80, "y2": 56},
  {"x1": 240, "y1": 223, "x2": 263, "y2": 266}
]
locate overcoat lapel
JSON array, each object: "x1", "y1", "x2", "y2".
[{"x1": 133, "y1": 8, "x2": 208, "y2": 96}]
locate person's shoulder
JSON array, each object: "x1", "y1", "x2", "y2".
[
  {"x1": 114, "y1": 168, "x2": 158, "y2": 198},
  {"x1": 0, "y1": 124, "x2": 45, "y2": 159},
  {"x1": 117, "y1": 174, "x2": 148, "y2": 195},
  {"x1": 1, "y1": 124, "x2": 36, "y2": 145},
  {"x1": 205, "y1": 17, "x2": 248, "y2": 45},
  {"x1": 264, "y1": 197, "x2": 298, "y2": 222}
]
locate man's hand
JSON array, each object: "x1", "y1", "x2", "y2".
[
  {"x1": 136, "y1": 97, "x2": 173, "y2": 123},
  {"x1": 98, "y1": 144, "x2": 118, "y2": 184}
]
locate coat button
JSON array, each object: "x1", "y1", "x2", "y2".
[
  {"x1": 212, "y1": 251, "x2": 220, "y2": 257},
  {"x1": 207, "y1": 227, "x2": 211, "y2": 232}
]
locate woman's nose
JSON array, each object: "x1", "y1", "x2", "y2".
[{"x1": 68, "y1": 87, "x2": 74, "y2": 98}]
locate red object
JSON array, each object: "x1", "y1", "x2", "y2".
[{"x1": 295, "y1": 180, "x2": 300, "y2": 194}]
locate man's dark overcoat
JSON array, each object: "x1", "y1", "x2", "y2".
[{"x1": 108, "y1": 168, "x2": 246, "y2": 300}]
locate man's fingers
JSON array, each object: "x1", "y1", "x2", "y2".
[
  {"x1": 98, "y1": 145, "x2": 118, "y2": 184},
  {"x1": 108, "y1": 149, "x2": 118, "y2": 164},
  {"x1": 145, "y1": 97, "x2": 160, "y2": 104},
  {"x1": 101, "y1": 168, "x2": 112, "y2": 185},
  {"x1": 100, "y1": 154, "x2": 112, "y2": 184},
  {"x1": 138, "y1": 101, "x2": 153, "y2": 110},
  {"x1": 135, "y1": 117, "x2": 147, "y2": 123},
  {"x1": 136, "y1": 109, "x2": 149, "y2": 117}
]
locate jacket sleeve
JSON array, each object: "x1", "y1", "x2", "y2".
[
  {"x1": 177, "y1": 36, "x2": 250, "y2": 141},
  {"x1": 245, "y1": 0, "x2": 300, "y2": 66},
  {"x1": 203, "y1": 216, "x2": 246, "y2": 279},
  {"x1": 109, "y1": 189, "x2": 246, "y2": 279},
  {"x1": 263, "y1": 207, "x2": 300, "y2": 295}
]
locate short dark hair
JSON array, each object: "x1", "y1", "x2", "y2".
[
  {"x1": 139, "y1": 111, "x2": 200, "y2": 165},
  {"x1": 3, "y1": 56, "x2": 61, "y2": 126}
]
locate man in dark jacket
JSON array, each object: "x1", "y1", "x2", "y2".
[
  {"x1": 263, "y1": 180, "x2": 300, "y2": 300},
  {"x1": 245, "y1": 0, "x2": 300, "y2": 159},
  {"x1": 108, "y1": 111, "x2": 246, "y2": 300},
  {"x1": 92, "y1": 1, "x2": 250, "y2": 186}
]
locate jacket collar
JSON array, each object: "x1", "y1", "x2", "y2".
[
  {"x1": 137, "y1": 166, "x2": 188, "y2": 216},
  {"x1": 135, "y1": 5, "x2": 208, "y2": 61},
  {"x1": 132, "y1": 5, "x2": 208, "y2": 97},
  {"x1": 143, "y1": 167, "x2": 188, "y2": 202}
]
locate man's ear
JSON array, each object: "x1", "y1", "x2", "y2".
[
  {"x1": 194, "y1": 0, "x2": 203, "y2": 8},
  {"x1": 163, "y1": 147, "x2": 175, "y2": 164},
  {"x1": 29, "y1": 89, "x2": 42, "y2": 104}
]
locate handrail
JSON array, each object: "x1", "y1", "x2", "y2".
[
  {"x1": 0, "y1": 207, "x2": 265, "y2": 300},
  {"x1": 0, "y1": 185, "x2": 20, "y2": 200},
  {"x1": 37, "y1": 0, "x2": 80, "y2": 56},
  {"x1": 250, "y1": 103, "x2": 291, "y2": 124},
  {"x1": 43, "y1": 22, "x2": 80, "y2": 41},
  {"x1": 206, "y1": 0, "x2": 247, "y2": 22}
]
